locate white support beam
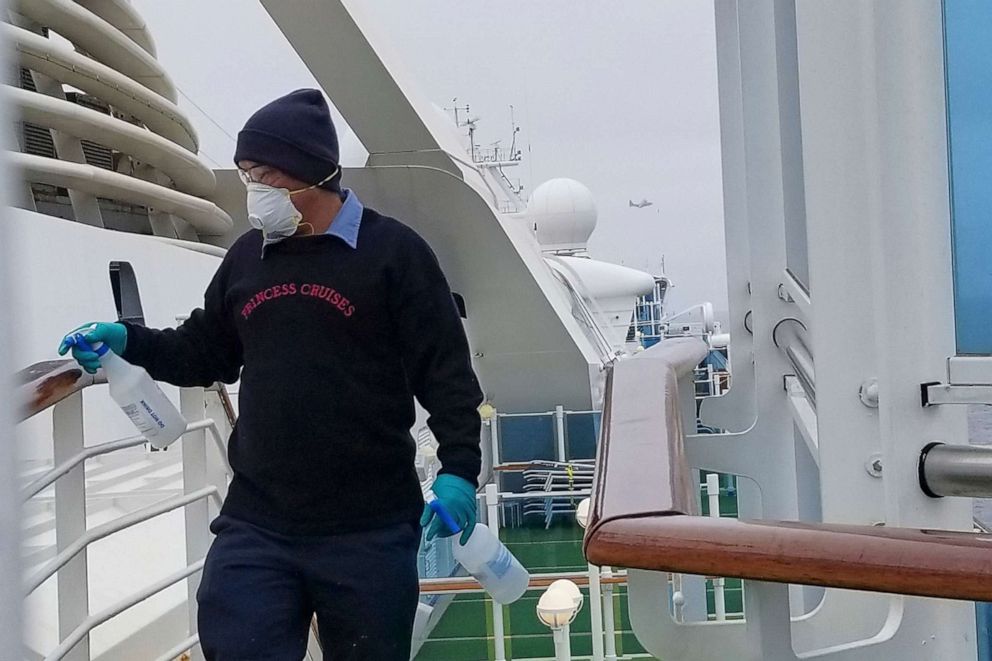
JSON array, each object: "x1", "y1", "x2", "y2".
[
  {"x1": 52, "y1": 393, "x2": 89, "y2": 661},
  {"x1": 260, "y1": 0, "x2": 466, "y2": 176},
  {"x1": 0, "y1": 18, "x2": 23, "y2": 650},
  {"x1": 181, "y1": 388, "x2": 209, "y2": 661}
]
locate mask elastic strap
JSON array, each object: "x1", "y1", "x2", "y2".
[{"x1": 289, "y1": 166, "x2": 340, "y2": 196}]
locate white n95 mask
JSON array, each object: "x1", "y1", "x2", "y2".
[{"x1": 245, "y1": 167, "x2": 340, "y2": 246}]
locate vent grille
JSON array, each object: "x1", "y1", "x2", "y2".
[{"x1": 23, "y1": 123, "x2": 56, "y2": 159}]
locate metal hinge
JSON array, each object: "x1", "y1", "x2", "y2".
[
  {"x1": 921, "y1": 381, "x2": 992, "y2": 407},
  {"x1": 921, "y1": 356, "x2": 992, "y2": 406}
]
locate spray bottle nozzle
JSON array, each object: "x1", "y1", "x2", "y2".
[
  {"x1": 66, "y1": 332, "x2": 109, "y2": 357},
  {"x1": 427, "y1": 496, "x2": 462, "y2": 535}
]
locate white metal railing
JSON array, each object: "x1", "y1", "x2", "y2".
[
  {"x1": 153, "y1": 634, "x2": 201, "y2": 661},
  {"x1": 660, "y1": 301, "x2": 716, "y2": 340},
  {"x1": 24, "y1": 485, "x2": 218, "y2": 596},
  {"x1": 21, "y1": 418, "x2": 230, "y2": 501},
  {"x1": 18, "y1": 373, "x2": 233, "y2": 661},
  {"x1": 44, "y1": 560, "x2": 205, "y2": 661}
]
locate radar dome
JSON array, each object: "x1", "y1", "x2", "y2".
[{"x1": 527, "y1": 178, "x2": 597, "y2": 252}]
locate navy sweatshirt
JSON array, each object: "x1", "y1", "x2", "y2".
[{"x1": 122, "y1": 208, "x2": 484, "y2": 535}]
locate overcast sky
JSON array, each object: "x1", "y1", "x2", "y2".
[{"x1": 132, "y1": 0, "x2": 728, "y2": 313}]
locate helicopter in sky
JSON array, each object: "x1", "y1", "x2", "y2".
[{"x1": 628, "y1": 199, "x2": 654, "y2": 208}]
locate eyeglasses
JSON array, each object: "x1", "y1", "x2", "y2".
[{"x1": 237, "y1": 165, "x2": 278, "y2": 186}]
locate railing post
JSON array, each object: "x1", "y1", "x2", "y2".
[
  {"x1": 554, "y1": 405, "x2": 567, "y2": 462},
  {"x1": 53, "y1": 391, "x2": 89, "y2": 661},
  {"x1": 491, "y1": 410, "x2": 501, "y2": 470},
  {"x1": 601, "y1": 566, "x2": 617, "y2": 661},
  {"x1": 485, "y1": 483, "x2": 507, "y2": 661},
  {"x1": 706, "y1": 473, "x2": 727, "y2": 621},
  {"x1": 181, "y1": 387, "x2": 209, "y2": 661},
  {"x1": 587, "y1": 559, "x2": 605, "y2": 661}
]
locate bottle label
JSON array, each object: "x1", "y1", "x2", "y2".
[
  {"x1": 486, "y1": 546, "x2": 513, "y2": 579},
  {"x1": 122, "y1": 402, "x2": 156, "y2": 434},
  {"x1": 139, "y1": 399, "x2": 167, "y2": 429}
]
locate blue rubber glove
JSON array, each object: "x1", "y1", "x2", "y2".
[
  {"x1": 57, "y1": 322, "x2": 127, "y2": 374},
  {"x1": 420, "y1": 474, "x2": 477, "y2": 545}
]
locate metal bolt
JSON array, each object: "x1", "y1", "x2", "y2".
[
  {"x1": 859, "y1": 378, "x2": 880, "y2": 408},
  {"x1": 865, "y1": 453, "x2": 884, "y2": 477}
]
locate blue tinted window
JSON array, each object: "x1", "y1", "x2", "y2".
[{"x1": 944, "y1": 0, "x2": 992, "y2": 354}]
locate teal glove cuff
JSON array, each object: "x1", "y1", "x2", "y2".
[{"x1": 420, "y1": 473, "x2": 478, "y2": 545}]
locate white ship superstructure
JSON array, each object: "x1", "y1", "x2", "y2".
[{"x1": 2, "y1": 1, "x2": 992, "y2": 660}]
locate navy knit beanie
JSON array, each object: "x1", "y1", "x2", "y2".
[{"x1": 234, "y1": 89, "x2": 341, "y2": 192}]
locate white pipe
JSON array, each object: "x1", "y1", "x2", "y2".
[
  {"x1": 705, "y1": 473, "x2": 726, "y2": 621},
  {"x1": 497, "y1": 490, "x2": 592, "y2": 504},
  {"x1": 706, "y1": 472, "x2": 721, "y2": 516},
  {"x1": 555, "y1": 405, "x2": 567, "y2": 462},
  {"x1": 44, "y1": 560, "x2": 204, "y2": 661},
  {"x1": 588, "y1": 562, "x2": 605, "y2": 661},
  {"x1": 601, "y1": 567, "x2": 617, "y2": 661},
  {"x1": 153, "y1": 634, "x2": 200, "y2": 661},
  {"x1": 491, "y1": 410, "x2": 501, "y2": 470},
  {"x1": 552, "y1": 625, "x2": 572, "y2": 661},
  {"x1": 24, "y1": 486, "x2": 217, "y2": 595},
  {"x1": 485, "y1": 484, "x2": 507, "y2": 661},
  {"x1": 22, "y1": 419, "x2": 216, "y2": 500}
]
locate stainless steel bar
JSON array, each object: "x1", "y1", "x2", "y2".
[{"x1": 919, "y1": 443, "x2": 992, "y2": 498}]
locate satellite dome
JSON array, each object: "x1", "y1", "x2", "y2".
[{"x1": 527, "y1": 178, "x2": 598, "y2": 252}]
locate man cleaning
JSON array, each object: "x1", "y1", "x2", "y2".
[{"x1": 58, "y1": 88, "x2": 483, "y2": 660}]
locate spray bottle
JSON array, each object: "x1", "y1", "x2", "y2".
[
  {"x1": 66, "y1": 333, "x2": 187, "y2": 449},
  {"x1": 428, "y1": 497, "x2": 529, "y2": 604}
]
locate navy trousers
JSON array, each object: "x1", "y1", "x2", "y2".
[{"x1": 196, "y1": 515, "x2": 421, "y2": 660}]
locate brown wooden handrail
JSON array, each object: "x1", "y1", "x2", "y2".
[
  {"x1": 15, "y1": 359, "x2": 105, "y2": 422},
  {"x1": 16, "y1": 358, "x2": 238, "y2": 427},
  {"x1": 586, "y1": 515, "x2": 992, "y2": 602},
  {"x1": 582, "y1": 340, "x2": 992, "y2": 602}
]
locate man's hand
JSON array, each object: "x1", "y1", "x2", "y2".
[
  {"x1": 58, "y1": 322, "x2": 127, "y2": 373},
  {"x1": 420, "y1": 474, "x2": 477, "y2": 545}
]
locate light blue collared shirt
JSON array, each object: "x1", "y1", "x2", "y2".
[
  {"x1": 324, "y1": 188, "x2": 363, "y2": 249},
  {"x1": 260, "y1": 188, "x2": 363, "y2": 257}
]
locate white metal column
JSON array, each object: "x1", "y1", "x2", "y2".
[
  {"x1": 484, "y1": 483, "x2": 507, "y2": 661},
  {"x1": 600, "y1": 567, "x2": 617, "y2": 661},
  {"x1": 181, "y1": 388, "x2": 210, "y2": 661},
  {"x1": 795, "y1": 0, "x2": 975, "y2": 658},
  {"x1": 52, "y1": 392, "x2": 89, "y2": 661},
  {"x1": 0, "y1": 32, "x2": 23, "y2": 653}
]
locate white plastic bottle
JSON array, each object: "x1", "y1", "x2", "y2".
[
  {"x1": 428, "y1": 498, "x2": 530, "y2": 604},
  {"x1": 71, "y1": 333, "x2": 187, "y2": 449}
]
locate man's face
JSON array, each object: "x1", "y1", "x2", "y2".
[{"x1": 237, "y1": 160, "x2": 326, "y2": 216}]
